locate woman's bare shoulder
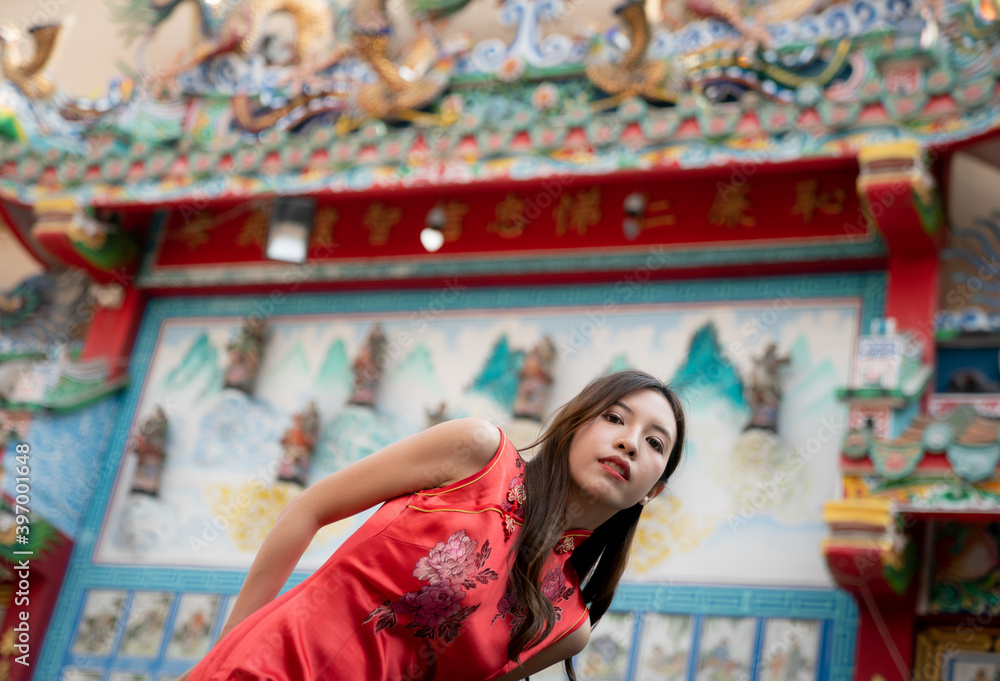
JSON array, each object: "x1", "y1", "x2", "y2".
[{"x1": 428, "y1": 417, "x2": 503, "y2": 486}]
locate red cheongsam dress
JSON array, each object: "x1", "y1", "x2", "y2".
[{"x1": 187, "y1": 428, "x2": 592, "y2": 681}]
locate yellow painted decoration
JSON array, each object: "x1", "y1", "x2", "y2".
[
  {"x1": 823, "y1": 498, "x2": 894, "y2": 530},
  {"x1": 631, "y1": 496, "x2": 719, "y2": 573}
]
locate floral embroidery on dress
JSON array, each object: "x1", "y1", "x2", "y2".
[
  {"x1": 363, "y1": 530, "x2": 499, "y2": 643},
  {"x1": 500, "y1": 471, "x2": 526, "y2": 540},
  {"x1": 554, "y1": 536, "x2": 575, "y2": 554},
  {"x1": 491, "y1": 567, "x2": 576, "y2": 627}
]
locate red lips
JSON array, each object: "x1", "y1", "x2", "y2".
[{"x1": 598, "y1": 455, "x2": 631, "y2": 481}]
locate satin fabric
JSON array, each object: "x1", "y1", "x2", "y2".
[{"x1": 187, "y1": 429, "x2": 592, "y2": 681}]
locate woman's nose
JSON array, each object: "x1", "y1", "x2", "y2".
[{"x1": 617, "y1": 437, "x2": 637, "y2": 456}]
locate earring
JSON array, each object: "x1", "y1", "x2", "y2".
[{"x1": 641, "y1": 495, "x2": 650, "y2": 505}]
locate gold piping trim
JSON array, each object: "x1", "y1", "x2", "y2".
[
  {"x1": 552, "y1": 609, "x2": 590, "y2": 644},
  {"x1": 407, "y1": 505, "x2": 504, "y2": 516}
]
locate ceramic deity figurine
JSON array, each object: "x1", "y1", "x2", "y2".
[
  {"x1": 349, "y1": 325, "x2": 387, "y2": 407},
  {"x1": 224, "y1": 317, "x2": 267, "y2": 394},
  {"x1": 512, "y1": 336, "x2": 557, "y2": 421},
  {"x1": 277, "y1": 401, "x2": 320, "y2": 487},
  {"x1": 131, "y1": 405, "x2": 169, "y2": 496},
  {"x1": 426, "y1": 401, "x2": 449, "y2": 428},
  {"x1": 745, "y1": 342, "x2": 790, "y2": 432}
]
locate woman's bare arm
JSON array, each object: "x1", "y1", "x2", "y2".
[
  {"x1": 215, "y1": 417, "x2": 501, "y2": 638},
  {"x1": 492, "y1": 617, "x2": 591, "y2": 681}
]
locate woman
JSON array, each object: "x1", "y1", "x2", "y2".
[{"x1": 182, "y1": 369, "x2": 685, "y2": 681}]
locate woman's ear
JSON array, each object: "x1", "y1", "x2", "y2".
[{"x1": 645, "y1": 481, "x2": 666, "y2": 502}]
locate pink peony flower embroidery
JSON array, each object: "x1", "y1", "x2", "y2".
[
  {"x1": 413, "y1": 530, "x2": 479, "y2": 585},
  {"x1": 393, "y1": 582, "x2": 465, "y2": 629},
  {"x1": 366, "y1": 530, "x2": 497, "y2": 642},
  {"x1": 541, "y1": 568, "x2": 568, "y2": 601}
]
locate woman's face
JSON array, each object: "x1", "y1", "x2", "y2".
[{"x1": 567, "y1": 388, "x2": 678, "y2": 515}]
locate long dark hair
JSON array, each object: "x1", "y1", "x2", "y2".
[{"x1": 506, "y1": 370, "x2": 686, "y2": 679}]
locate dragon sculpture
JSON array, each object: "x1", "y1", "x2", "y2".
[
  {"x1": 589, "y1": 0, "x2": 862, "y2": 103},
  {"x1": 350, "y1": 0, "x2": 471, "y2": 120},
  {"x1": 111, "y1": 0, "x2": 336, "y2": 78},
  {"x1": 109, "y1": 0, "x2": 472, "y2": 126},
  {"x1": 585, "y1": 0, "x2": 687, "y2": 102},
  {"x1": 662, "y1": 0, "x2": 833, "y2": 44},
  {"x1": 0, "y1": 22, "x2": 63, "y2": 100}
]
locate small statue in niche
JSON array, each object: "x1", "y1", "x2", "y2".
[
  {"x1": 745, "y1": 342, "x2": 790, "y2": 432},
  {"x1": 225, "y1": 317, "x2": 267, "y2": 394},
  {"x1": 513, "y1": 337, "x2": 557, "y2": 421},
  {"x1": 349, "y1": 325, "x2": 387, "y2": 407},
  {"x1": 426, "y1": 402, "x2": 449, "y2": 428},
  {"x1": 131, "y1": 405, "x2": 169, "y2": 496},
  {"x1": 277, "y1": 401, "x2": 320, "y2": 487}
]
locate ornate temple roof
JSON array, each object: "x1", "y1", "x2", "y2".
[{"x1": 0, "y1": 0, "x2": 998, "y2": 207}]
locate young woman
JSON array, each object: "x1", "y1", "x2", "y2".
[{"x1": 181, "y1": 369, "x2": 685, "y2": 681}]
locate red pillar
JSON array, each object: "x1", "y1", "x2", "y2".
[
  {"x1": 826, "y1": 541, "x2": 920, "y2": 681},
  {"x1": 80, "y1": 286, "x2": 145, "y2": 381},
  {"x1": 857, "y1": 141, "x2": 945, "y2": 364}
]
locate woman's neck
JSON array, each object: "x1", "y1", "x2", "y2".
[{"x1": 563, "y1": 482, "x2": 616, "y2": 531}]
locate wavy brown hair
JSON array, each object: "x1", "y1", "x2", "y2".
[{"x1": 506, "y1": 370, "x2": 686, "y2": 680}]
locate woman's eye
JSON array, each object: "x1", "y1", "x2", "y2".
[
  {"x1": 605, "y1": 413, "x2": 622, "y2": 424},
  {"x1": 648, "y1": 438, "x2": 663, "y2": 453}
]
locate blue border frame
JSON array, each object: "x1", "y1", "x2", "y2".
[
  {"x1": 610, "y1": 585, "x2": 857, "y2": 681},
  {"x1": 41, "y1": 273, "x2": 881, "y2": 679},
  {"x1": 137, "y1": 233, "x2": 888, "y2": 289}
]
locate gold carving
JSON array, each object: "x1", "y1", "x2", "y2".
[
  {"x1": 441, "y1": 201, "x2": 469, "y2": 242},
  {"x1": 311, "y1": 207, "x2": 339, "y2": 248},
  {"x1": 364, "y1": 202, "x2": 402, "y2": 246},
  {"x1": 792, "y1": 179, "x2": 846, "y2": 223},
  {"x1": 554, "y1": 187, "x2": 601, "y2": 236},
  {"x1": 489, "y1": 193, "x2": 528, "y2": 239},
  {"x1": 709, "y1": 183, "x2": 755, "y2": 228}
]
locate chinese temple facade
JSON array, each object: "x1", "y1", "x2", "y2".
[{"x1": 0, "y1": 0, "x2": 999, "y2": 679}]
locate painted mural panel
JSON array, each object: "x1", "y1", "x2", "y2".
[
  {"x1": 578, "y1": 612, "x2": 635, "y2": 681},
  {"x1": 94, "y1": 297, "x2": 858, "y2": 587},
  {"x1": 165, "y1": 594, "x2": 220, "y2": 660},
  {"x1": 946, "y1": 652, "x2": 1000, "y2": 681},
  {"x1": 696, "y1": 617, "x2": 757, "y2": 681},
  {"x1": 109, "y1": 673, "x2": 151, "y2": 681},
  {"x1": 758, "y1": 619, "x2": 821, "y2": 681},
  {"x1": 72, "y1": 589, "x2": 127, "y2": 656},
  {"x1": 120, "y1": 592, "x2": 174, "y2": 658},
  {"x1": 635, "y1": 613, "x2": 694, "y2": 681},
  {"x1": 60, "y1": 670, "x2": 102, "y2": 681}
]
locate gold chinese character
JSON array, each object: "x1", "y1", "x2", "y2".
[
  {"x1": 489, "y1": 193, "x2": 527, "y2": 238},
  {"x1": 441, "y1": 201, "x2": 469, "y2": 242},
  {"x1": 364, "y1": 202, "x2": 402, "y2": 246},
  {"x1": 554, "y1": 187, "x2": 602, "y2": 236},
  {"x1": 169, "y1": 211, "x2": 214, "y2": 250},
  {"x1": 311, "y1": 207, "x2": 339, "y2": 249},
  {"x1": 709, "y1": 183, "x2": 755, "y2": 228},
  {"x1": 642, "y1": 199, "x2": 676, "y2": 230},
  {"x1": 236, "y1": 208, "x2": 269, "y2": 248},
  {"x1": 791, "y1": 179, "x2": 847, "y2": 223}
]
